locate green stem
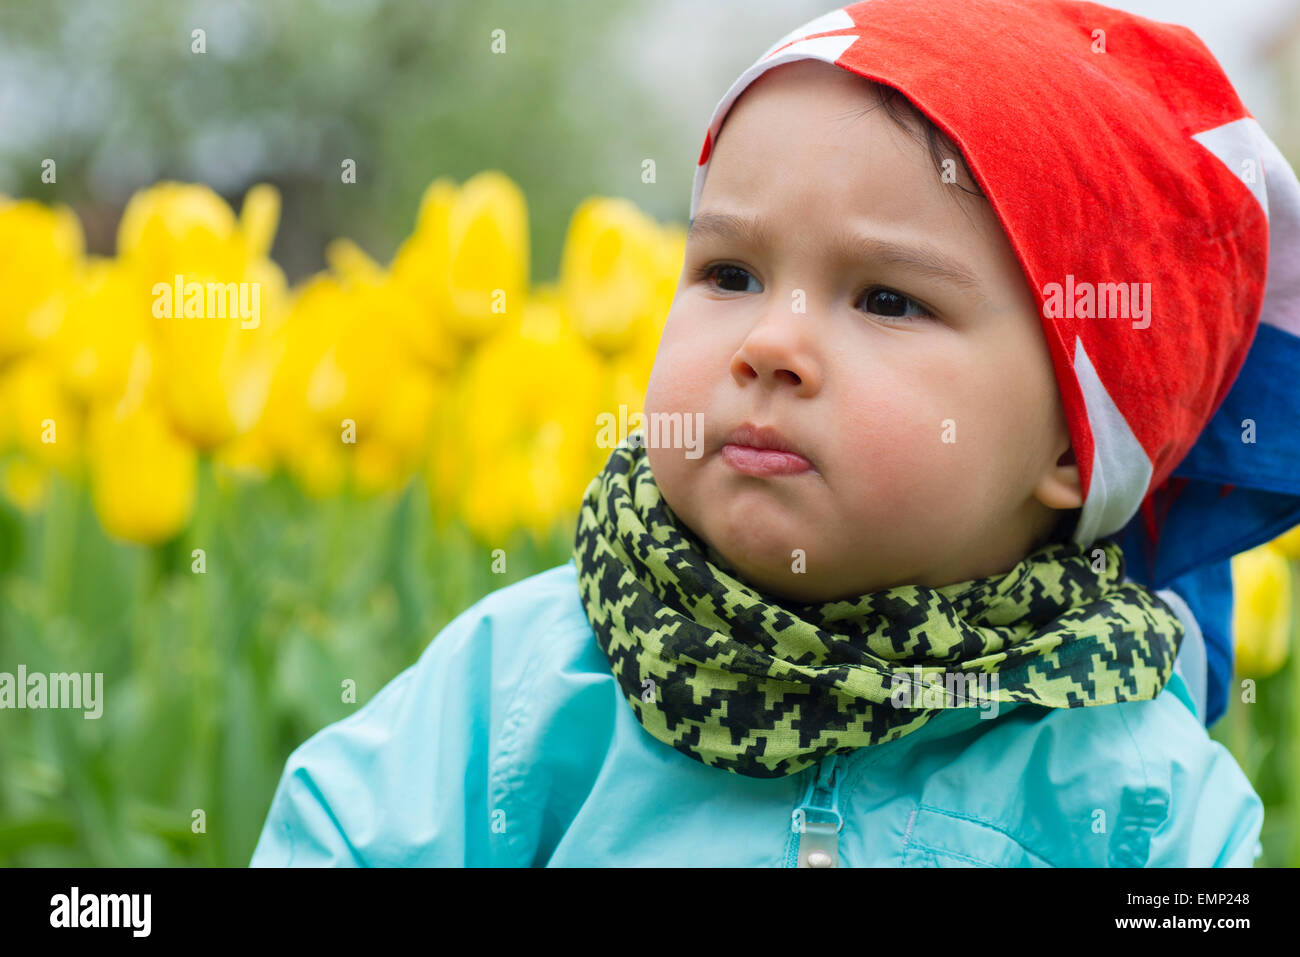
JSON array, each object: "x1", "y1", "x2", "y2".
[
  {"x1": 39, "y1": 470, "x2": 78, "y2": 619},
  {"x1": 1289, "y1": 561, "x2": 1300, "y2": 866},
  {"x1": 188, "y1": 456, "x2": 219, "y2": 866}
]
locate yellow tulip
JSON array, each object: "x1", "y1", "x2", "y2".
[
  {"x1": 286, "y1": 429, "x2": 348, "y2": 500},
  {"x1": 559, "y1": 198, "x2": 665, "y2": 357},
  {"x1": 1, "y1": 455, "x2": 50, "y2": 513},
  {"x1": 240, "y1": 184, "x2": 280, "y2": 260},
  {"x1": 389, "y1": 178, "x2": 456, "y2": 358},
  {"x1": 211, "y1": 423, "x2": 276, "y2": 489},
  {"x1": 302, "y1": 249, "x2": 407, "y2": 425},
  {"x1": 256, "y1": 248, "x2": 443, "y2": 499},
  {"x1": 387, "y1": 274, "x2": 458, "y2": 377},
  {"x1": 151, "y1": 305, "x2": 278, "y2": 450},
  {"x1": 0, "y1": 198, "x2": 83, "y2": 360},
  {"x1": 355, "y1": 365, "x2": 442, "y2": 495},
  {"x1": 460, "y1": 445, "x2": 529, "y2": 544},
  {"x1": 50, "y1": 259, "x2": 147, "y2": 406},
  {"x1": 317, "y1": 279, "x2": 422, "y2": 490},
  {"x1": 255, "y1": 275, "x2": 338, "y2": 464},
  {"x1": 1271, "y1": 522, "x2": 1300, "y2": 560},
  {"x1": 116, "y1": 182, "x2": 286, "y2": 450},
  {"x1": 1231, "y1": 543, "x2": 1293, "y2": 678},
  {"x1": 86, "y1": 400, "x2": 197, "y2": 545},
  {"x1": 353, "y1": 441, "x2": 403, "y2": 497},
  {"x1": 609, "y1": 269, "x2": 675, "y2": 406},
  {"x1": 0, "y1": 356, "x2": 82, "y2": 472},
  {"x1": 391, "y1": 172, "x2": 528, "y2": 348},
  {"x1": 0, "y1": 175, "x2": 710, "y2": 546},
  {"x1": 117, "y1": 182, "x2": 246, "y2": 279},
  {"x1": 446, "y1": 293, "x2": 607, "y2": 541}
]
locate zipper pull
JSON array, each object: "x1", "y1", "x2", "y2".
[{"x1": 792, "y1": 754, "x2": 843, "y2": 868}]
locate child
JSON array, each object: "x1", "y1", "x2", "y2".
[{"x1": 251, "y1": 0, "x2": 1300, "y2": 867}]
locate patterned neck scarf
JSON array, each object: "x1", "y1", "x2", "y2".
[{"x1": 572, "y1": 442, "x2": 1186, "y2": 778}]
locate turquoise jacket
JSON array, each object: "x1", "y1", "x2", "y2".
[{"x1": 249, "y1": 560, "x2": 1264, "y2": 867}]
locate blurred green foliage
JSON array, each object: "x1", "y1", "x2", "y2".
[
  {"x1": 0, "y1": 463, "x2": 572, "y2": 865},
  {"x1": 1211, "y1": 605, "x2": 1300, "y2": 867},
  {"x1": 0, "y1": 0, "x2": 699, "y2": 284}
]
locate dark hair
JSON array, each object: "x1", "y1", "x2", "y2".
[{"x1": 854, "y1": 82, "x2": 984, "y2": 201}]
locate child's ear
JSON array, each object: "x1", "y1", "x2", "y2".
[{"x1": 1034, "y1": 444, "x2": 1083, "y2": 511}]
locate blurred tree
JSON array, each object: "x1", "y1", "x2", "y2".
[{"x1": 0, "y1": 0, "x2": 675, "y2": 284}]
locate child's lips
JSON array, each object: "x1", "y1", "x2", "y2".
[
  {"x1": 720, "y1": 423, "x2": 815, "y2": 475},
  {"x1": 720, "y1": 444, "x2": 814, "y2": 476}
]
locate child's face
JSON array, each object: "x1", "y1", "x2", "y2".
[{"x1": 644, "y1": 59, "x2": 1081, "y2": 602}]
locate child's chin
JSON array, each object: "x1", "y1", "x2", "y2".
[{"x1": 716, "y1": 551, "x2": 825, "y2": 603}]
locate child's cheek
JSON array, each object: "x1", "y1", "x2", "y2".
[
  {"x1": 644, "y1": 357, "x2": 705, "y2": 431},
  {"x1": 833, "y1": 381, "x2": 988, "y2": 522},
  {"x1": 644, "y1": 317, "x2": 717, "y2": 412}
]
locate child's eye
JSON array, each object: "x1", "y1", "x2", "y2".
[
  {"x1": 858, "y1": 287, "x2": 934, "y2": 321},
  {"x1": 695, "y1": 263, "x2": 763, "y2": 294},
  {"x1": 693, "y1": 265, "x2": 933, "y2": 321}
]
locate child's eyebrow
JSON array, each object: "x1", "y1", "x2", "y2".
[{"x1": 688, "y1": 210, "x2": 986, "y2": 295}]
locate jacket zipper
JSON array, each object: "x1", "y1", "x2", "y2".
[{"x1": 788, "y1": 753, "x2": 843, "y2": 867}]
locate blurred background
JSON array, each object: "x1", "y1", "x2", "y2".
[{"x1": 1, "y1": 0, "x2": 1298, "y2": 866}]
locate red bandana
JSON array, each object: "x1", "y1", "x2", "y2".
[{"x1": 690, "y1": 0, "x2": 1300, "y2": 587}]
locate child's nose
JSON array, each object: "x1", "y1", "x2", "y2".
[{"x1": 729, "y1": 308, "x2": 822, "y2": 395}]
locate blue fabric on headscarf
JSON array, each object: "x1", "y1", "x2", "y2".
[
  {"x1": 1115, "y1": 321, "x2": 1300, "y2": 728},
  {"x1": 1164, "y1": 561, "x2": 1235, "y2": 727}
]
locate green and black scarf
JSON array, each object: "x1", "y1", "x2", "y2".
[{"x1": 572, "y1": 441, "x2": 1186, "y2": 778}]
